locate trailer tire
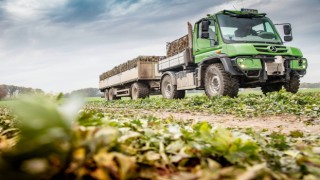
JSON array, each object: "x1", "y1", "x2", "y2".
[
  {"x1": 284, "y1": 76, "x2": 300, "y2": 93},
  {"x1": 104, "y1": 89, "x2": 109, "y2": 101},
  {"x1": 131, "y1": 82, "x2": 150, "y2": 100},
  {"x1": 161, "y1": 75, "x2": 185, "y2": 99},
  {"x1": 261, "y1": 83, "x2": 283, "y2": 95},
  {"x1": 204, "y1": 63, "x2": 239, "y2": 98},
  {"x1": 108, "y1": 88, "x2": 120, "y2": 101}
]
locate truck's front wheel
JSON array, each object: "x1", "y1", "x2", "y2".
[
  {"x1": 284, "y1": 76, "x2": 300, "y2": 93},
  {"x1": 161, "y1": 75, "x2": 185, "y2": 99},
  {"x1": 131, "y1": 82, "x2": 150, "y2": 100},
  {"x1": 204, "y1": 63, "x2": 239, "y2": 98}
]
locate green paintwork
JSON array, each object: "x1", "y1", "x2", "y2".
[
  {"x1": 192, "y1": 9, "x2": 307, "y2": 67},
  {"x1": 221, "y1": 44, "x2": 303, "y2": 58},
  {"x1": 236, "y1": 58, "x2": 262, "y2": 70},
  {"x1": 290, "y1": 59, "x2": 308, "y2": 70}
]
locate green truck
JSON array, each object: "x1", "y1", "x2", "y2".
[{"x1": 99, "y1": 9, "x2": 308, "y2": 99}]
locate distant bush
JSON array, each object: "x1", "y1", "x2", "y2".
[
  {"x1": 0, "y1": 85, "x2": 8, "y2": 100},
  {"x1": 65, "y1": 88, "x2": 102, "y2": 97}
]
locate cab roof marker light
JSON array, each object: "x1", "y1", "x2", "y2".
[{"x1": 241, "y1": 8, "x2": 258, "y2": 14}]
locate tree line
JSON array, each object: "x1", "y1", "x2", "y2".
[
  {"x1": 64, "y1": 88, "x2": 102, "y2": 98},
  {"x1": 0, "y1": 84, "x2": 44, "y2": 100},
  {"x1": 300, "y1": 82, "x2": 320, "y2": 88}
]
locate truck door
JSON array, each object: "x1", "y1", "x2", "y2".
[{"x1": 193, "y1": 19, "x2": 219, "y2": 63}]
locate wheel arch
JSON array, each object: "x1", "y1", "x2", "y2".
[
  {"x1": 198, "y1": 54, "x2": 241, "y2": 76},
  {"x1": 160, "y1": 71, "x2": 177, "y2": 90}
]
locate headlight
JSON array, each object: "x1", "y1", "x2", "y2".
[
  {"x1": 236, "y1": 58, "x2": 262, "y2": 70},
  {"x1": 290, "y1": 59, "x2": 307, "y2": 70}
]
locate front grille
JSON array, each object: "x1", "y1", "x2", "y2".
[{"x1": 254, "y1": 45, "x2": 288, "y2": 54}]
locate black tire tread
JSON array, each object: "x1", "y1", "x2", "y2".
[
  {"x1": 204, "y1": 63, "x2": 239, "y2": 98},
  {"x1": 131, "y1": 82, "x2": 150, "y2": 99},
  {"x1": 161, "y1": 75, "x2": 185, "y2": 99},
  {"x1": 284, "y1": 76, "x2": 300, "y2": 93},
  {"x1": 261, "y1": 83, "x2": 283, "y2": 95}
]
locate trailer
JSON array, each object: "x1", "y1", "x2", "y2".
[{"x1": 99, "y1": 56, "x2": 165, "y2": 100}]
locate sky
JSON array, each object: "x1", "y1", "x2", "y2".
[{"x1": 0, "y1": 0, "x2": 319, "y2": 93}]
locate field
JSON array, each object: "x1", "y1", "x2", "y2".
[{"x1": 0, "y1": 90, "x2": 319, "y2": 179}]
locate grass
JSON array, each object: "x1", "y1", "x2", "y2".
[
  {"x1": 90, "y1": 88, "x2": 320, "y2": 101},
  {"x1": 1, "y1": 88, "x2": 320, "y2": 105},
  {"x1": 0, "y1": 100, "x2": 17, "y2": 107},
  {"x1": 1, "y1": 91, "x2": 320, "y2": 179}
]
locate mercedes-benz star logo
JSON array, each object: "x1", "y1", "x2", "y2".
[{"x1": 269, "y1": 46, "x2": 277, "y2": 52}]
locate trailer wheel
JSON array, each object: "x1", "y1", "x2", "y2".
[
  {"x1": 161, "y1": 75, "x2": 185, "y2": 99},
  {"x1": 108, "y1": 88, "x2": 120, "y2": 100},
  {"x1": 131, "y1": 82, "x2": 150, "y2": 100},
  {"x1": 261, "y1": 83, "x2": 283, "y2": 95},
  {"x1": 284, "y1": 76, "x2": 300, "y2": 93},
  {"x1": 204, "y1": 63, "x2": 239, "y2": 98},
  {"x1": 104, "y1": 89, "x2": 109, "y2": 101}
]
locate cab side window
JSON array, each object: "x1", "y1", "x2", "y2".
[
  {"x1": 209, "y1": 20, "x2": 216, "y2": 39},
  {"x1": 208, "y1": 20, "x2": 216, "y2": 46},
  {"x1": 198, "y1": 22, "x2": 203, "y2": 38}
]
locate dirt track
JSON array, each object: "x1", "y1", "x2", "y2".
[{"x1": 106, "y1": 108, "x2": 320, "y2": 134}]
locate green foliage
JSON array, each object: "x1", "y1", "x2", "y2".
[
  {"x1": 0, "y1": 92, "x2": 319, "y2": 179},
  {"x1": 289, "y1": 130, "x2": 304, "y2": 138},
  {"x1": 88, "y1": 90, "x2": 320, "y2": 118}
]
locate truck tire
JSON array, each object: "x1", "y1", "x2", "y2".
[
  {"x1": 176, "y1": 90, "x2": 186, "y2": 99},
  {"x1": 284, "y1": 76, "x2": 300, "y2": 93},
  {"x1": 161, "y1": 75, "x2": 185, "y2": 99},
  {"x1": 108, "y1": 88, "x2": 120, "y2": 100},
  {"x1": 261, "y1": 83, "x2": 283, "y2": 95},
  {"x1": 104, "y1": 89, "x2": 109, "y2": 101},
  {"x1": 204, "y1": 63, "x2": 239, "y2": 98},
  {"x1": 131, "y1": 82, "x2": 150, "y2": 100}
]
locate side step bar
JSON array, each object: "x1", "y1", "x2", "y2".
[{"x1": 115, "y1": 88, "x2": 130, "y2": 97}]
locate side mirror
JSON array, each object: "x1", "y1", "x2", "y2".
[
  {"x1": 201, "y1": 32, "x2": 209, "y2": 39},
  {"x1": 284, "y1": 35, "x2": 293, "y2": 42},
  {"x1": 283, "y1": 24, "x2": 292, "y2": 42},
  {"x1": 202, "y1": 20, "x2": 210, "y2": 32},
  {"x1": 283, "y1": 24, "x2": 291, "y2": 35}
]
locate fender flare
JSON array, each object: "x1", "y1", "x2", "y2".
[
  {"x1": 160, "y1": 71, "x2": 177, "y2": 88},
  {"x1": 198, "y1": 54, "x2": 241, "y2": 75}
]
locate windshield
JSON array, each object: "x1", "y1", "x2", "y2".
[{"x1": 217, "y1": 14, "x2": 282, "y2": 44}]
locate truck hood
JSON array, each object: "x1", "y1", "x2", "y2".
[{"x1": 221, "y1": 43, "x2": 303, "y2": 57}]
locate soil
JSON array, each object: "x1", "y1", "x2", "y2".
[{"x1": 105, "y1": 108, "x2": 320, "y2": 134}]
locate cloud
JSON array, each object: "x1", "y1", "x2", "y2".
[
  {"x1": 0, "y1": 0, "x2": 319, "y2": 93},
  {"x1": 49, "y1": 0, "x2": 110, "y2": 23}
]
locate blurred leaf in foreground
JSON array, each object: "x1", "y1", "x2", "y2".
[{"x1": 0, "y1": 95, "x2": 83, "y2": 179}]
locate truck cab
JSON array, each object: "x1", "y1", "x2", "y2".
[
  {"x1": 159, "y1": 9, "x2": 307, "y2": 98},
  {"x1": 196, "y1": 9, "x2": 307, "y2": 93}
]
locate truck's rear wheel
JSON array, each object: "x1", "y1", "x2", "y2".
[
  {"x1": 261, "y1": 83, "x2": 283, "y2": 95},
  {"x1": 204, "y1": 63, "x2": 239, "y2": 98},
  {"x1": 104, "y1": 89, "x2": 109, "y2": 101},
  {"x1": 108, "y1": 88, "x2": 120, "y2": 100},
  {"x1": 284, "y1": 76, "x2": 300, "y2": 93},
  {"x1": 131, "y1": 82, "x2": 150, "y2": 100},
  {"x1": 161, "y1": 75, "x2": 185, "y2": 99}
]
